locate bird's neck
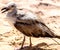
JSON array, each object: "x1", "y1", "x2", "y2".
[
  {"x1": 5, "y1": 9, "x2": 17, "y2": 25},
  {"x1": 7, "y1": 9, "x2": 17, "y2": 17}
]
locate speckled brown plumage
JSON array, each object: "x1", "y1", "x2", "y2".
[{"x1": 14, "y1": 19, "x2": 56, "y2": 38}]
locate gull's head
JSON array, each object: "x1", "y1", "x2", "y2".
[
  {"x1": 1, "y1": 2, "x2": 17, "y2": 25},
  {"x1": 1, "y1": 2, "x2": 16, "y2": 13}
]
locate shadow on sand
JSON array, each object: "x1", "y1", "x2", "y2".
[{"x1": 17, "y1": 42, "x2": 55, "y2": 50}]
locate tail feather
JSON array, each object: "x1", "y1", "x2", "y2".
[{"x1": 39, "y1": 22, "x2": 60, "y2": 39}]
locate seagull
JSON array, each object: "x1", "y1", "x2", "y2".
[{"x1": 1, "y1": 2, "x2": 60, "y2": 49}]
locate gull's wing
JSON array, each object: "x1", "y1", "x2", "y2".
[
  {"x1": 14, "y1": 19, "x2": 57, "y2": 38},
  {"x1": 14, "y1": 9, "x2": 60, "y2": 38}
]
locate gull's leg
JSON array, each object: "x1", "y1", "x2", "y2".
[
  {"x1": 20, "y1": 36, "x2": 25, "y2": 49},
  {"x1": 29, "y1": 37, "x2": 32, "y2": 47}
]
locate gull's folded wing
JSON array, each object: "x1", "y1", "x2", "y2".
[{"x1": 14, "y1": 19, "x2": 58, "y2": 38}]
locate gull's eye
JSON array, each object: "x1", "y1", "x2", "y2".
[{"x1": 11, "y1": 5, "x2": 14, "y2": 7}]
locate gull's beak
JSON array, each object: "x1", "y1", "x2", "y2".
[{"x1": 1, "y1": 7, "x2": 9, "y2": 13}]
